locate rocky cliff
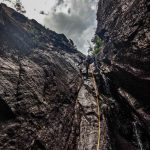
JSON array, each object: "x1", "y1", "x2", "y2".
[
  {"x1": 96, "y1": 0, "x2": 150, "y2": 149},
  {"x1": 0, "y1": 1, "x2": 150, "y2": 150},
  {"x1": 0, "y1": 3, "x2": 85, "y2": 149}
]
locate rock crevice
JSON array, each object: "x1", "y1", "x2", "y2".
[{"x1": 96, "y1": 0, "x2": 150, "y2": 149}]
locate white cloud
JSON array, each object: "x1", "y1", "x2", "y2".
[
  {"x1": 44, "y1": 0, "x2": 98, "y2": 54},
  {"x1": 0, "y1": 0, "x2": 98, "y2": 54}
]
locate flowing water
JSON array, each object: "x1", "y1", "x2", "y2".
[
  {"x1": 133, "y1": 122, "x2": 144, "y2": 150},
  {"x1": 101, "y1": 73, "x2": 111, "y2": 96}
]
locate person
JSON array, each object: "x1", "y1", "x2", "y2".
[
  {"x1": 78, "y1": 60, "x2": 83, "y2": 78},
  {"x1": 85, "y1": 55, "x2": 92, "y2": 79},
  {"x1": 78, "y1": 54, "x2": 95, "y2": 80}
]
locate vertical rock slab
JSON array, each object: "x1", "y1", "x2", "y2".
[
  {"x1": 96, "y1": 0, "x2": 150, "y2": 149},
  {"x1": 76, "y1": 80, "x2": 99, "y2": 150},
  {"x1": 0, "y1": 3, "x2": 84, "y2": 150}
]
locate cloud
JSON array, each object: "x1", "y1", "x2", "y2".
[
  {"x1": 44, "y1": 0, "x2": 98, "y2": 54},
  {"x1": 0, "y1": 0, "x2": 98, "y2": 54},
  {"x1": 56, "y1": 0, "x2": 64, "y2": 6}
]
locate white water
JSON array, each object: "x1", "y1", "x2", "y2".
[
  {"x1": 101, "y1": 74, "x2": 111, "y2": 95},
  {"x1": 133, "y1": 122, "x2": 144, "y2": 150}
]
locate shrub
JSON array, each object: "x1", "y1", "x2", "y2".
[{"x1": 92, "y1": 36, "x2": 104, "y2": 55}]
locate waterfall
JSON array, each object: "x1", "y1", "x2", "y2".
[
  {"x1": 94, "y1": 55, "x2": 111, "y2": 96},
  {"x1": 101, "y1": 73, "x2": 111, "y2": 95},
  {"x1": 133, "y1": 122, "x2": 144, "y2": 150}
]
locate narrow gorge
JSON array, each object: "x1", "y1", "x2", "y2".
[{"x1": 0, "y1": 0, "x2": 150, "y2": 150}]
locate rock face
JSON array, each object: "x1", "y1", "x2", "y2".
[
  {"x1": 0, "y1": 4, "x2": 101, "y2": 150},
  {"x1": 76, "y1": 79, "x2": 99, "y2": 150},
  {"x1": 1, "y1": 0, "x2": 150, "y2": 149},
  {"x1": 0, "y1": 3, "x2": 85, "y2": 149},
  {"x1": 96, "y1": 0, "x2": 150, "y2": 149}
]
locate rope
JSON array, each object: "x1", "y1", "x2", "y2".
[
  {"x1": 78, "y1": 60, "x2": 101, "y2": 149},
  {"x1": 90, "y1": 65, "x2": 101, "y2": 150}
]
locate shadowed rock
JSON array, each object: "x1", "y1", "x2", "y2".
[
  {"x1": 0, "y1": 97, "x2": 15, "y2": 121},
  {"x1": 0, "y1": 3, "x2": 84, "y2": 150},
  {"x1": 96, "y1": 0, "x2": 150, "y2": 149}
]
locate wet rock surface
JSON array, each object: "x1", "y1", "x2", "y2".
[
  {"x1": 76, "y1": 79, "x2": 99, "y2": 150},
  {"x1": 96, "y1": 0, "x2": 150, "y2": 149},
  {"x1": 0, "y1": 3, "x2": 85, "y2": 150},
  {"x1": 1, "y1": 0, "x2": 150, "y2": 149}
]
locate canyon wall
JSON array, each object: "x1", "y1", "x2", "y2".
[
  {"x1": 96, "y1": 0, "x2": 150, "y2": 149},
  {"x1": 0, "y1": 3, "x2": 84, "y2": 149}
]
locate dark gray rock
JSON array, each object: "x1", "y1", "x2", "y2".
[
  {"x1": 96, "y1": 0, "x2": 150, "y2": 149},
  {"x1": 0, "y1": 3, "x2": 84, "y2": 150}
]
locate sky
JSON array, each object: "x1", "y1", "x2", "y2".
[{"x1": 0, "y1": 0, "x2": 98, "y2": 54}]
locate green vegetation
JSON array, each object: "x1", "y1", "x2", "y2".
[
  {"x1": 15, "y1": 0, "x2": 26, "y2": 13},
  {"x1": 90, "y1": 36, "x2": 104, "y2": 55}
]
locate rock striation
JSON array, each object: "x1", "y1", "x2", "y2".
[
  {"x1": 1, "y1": 0, "x2": 150, "y2": 149},
  {"x1": 0, "y1": 3, "x2": 84, "y2": 149},
  {"x1": 96, "y1": 0, "x2": 150, "y2": 149}
]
